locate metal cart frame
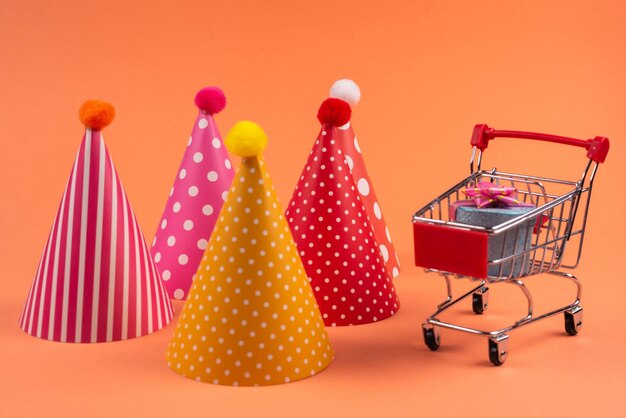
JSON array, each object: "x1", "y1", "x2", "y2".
[{"x1": 412, "y1": 124, "x2": 609, "y2": 365}]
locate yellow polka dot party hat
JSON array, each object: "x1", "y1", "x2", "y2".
[{"x1": 166, "y1": 121, "x2": 334, "y2": 386}]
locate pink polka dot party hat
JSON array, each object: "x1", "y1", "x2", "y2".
[
  {"x1": 286, "y1": 92, "x2": 400, "y2": 326},
  {"x1": 166, "y1": 121, "x2": 333, "y2": 386},
  {"x1": 329, "y1": 79, "x2": 400, "y2": 278},
  {"x1": 151, "y1": 87, "x2": 234, "y2": 300},
  {"x1": 19, "y1": 100, "x2": 174, "y2": 343}
]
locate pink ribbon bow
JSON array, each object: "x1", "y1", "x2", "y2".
[{"x1": 463, "y1": 182, "x2": 520, "y2": 208}]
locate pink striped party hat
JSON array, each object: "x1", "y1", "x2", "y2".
[
  {"x1": 151, "y1": 87, "x2": 234, "y2": 300},
  {"x1": 329, "y1": 79, "x2": 400, "y2": 278},
  {"x1": 19, "y1": 100, "x2": 174, "y2": 343}
]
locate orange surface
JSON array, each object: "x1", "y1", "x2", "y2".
[{"x1": 1, "y1": 0, "x2": 625, "y2": 416}]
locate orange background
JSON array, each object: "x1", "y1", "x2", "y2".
[{"x1": 1, "y1": 0, "x2": 625, "y2": 417}]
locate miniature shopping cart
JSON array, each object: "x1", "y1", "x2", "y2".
[{"x1": 412, "y1": 124, "x2": 610, "y2": 365}]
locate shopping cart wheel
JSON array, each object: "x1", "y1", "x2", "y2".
[
  {"x1": 472, "y1": 287, "x2": 490, "y2": 315},
  {"x1": 488, "y1": 334, "x2": 509, "y2": 366},
  {"x1": 422, "y1": 325, "x2": 440, "y2": 351},
  {"x1": 564, "y1": 306, "x2": 583, "y2": 336}
]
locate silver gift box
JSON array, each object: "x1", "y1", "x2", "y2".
[{"x1": 455, "y1": 205, "x2": 537, "y2": 278}]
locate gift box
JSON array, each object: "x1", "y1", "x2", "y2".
[{"x1": 450, "y1": 183, "x2": 537, "y2": 278}]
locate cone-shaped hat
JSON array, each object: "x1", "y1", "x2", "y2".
[
  {"x1": 152, "y1": 87, "x2": 234, "y2": 300},
  {"x1": 286, "y1": 98, "x2": 400, "y2": 326},
  {"x1": 19, "y1": 100, "x2": 174, "y2": 343},
  {"x1": 166, "y1": 121, "x2": 334, "y2": 386},
  {"x1": 329, "y1": 79, "x2": 400, "y2": 278}
]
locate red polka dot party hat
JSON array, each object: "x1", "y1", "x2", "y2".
[
  {"x1": 286, "y1": 95, "x2": 400, "y2": 326},
  {"x1": 329, "y1": 79, "x2": 400, "y2": 278},
  {"x1": 166, "y1": 121, "x2": 333, "y2": 386},
  {"x1": 151, "y1": 87, "x2": 234, "y2": 300},
  {"x1": 19, "y1": 100, "x2": 173, "y2": 343}
]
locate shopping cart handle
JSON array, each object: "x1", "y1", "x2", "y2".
[{"x1": 470, "y1": 124, "x2": 610, "y2": 163}]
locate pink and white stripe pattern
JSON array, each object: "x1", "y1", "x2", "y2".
[{"x1": 19, "y1": 129, "x2": 173, "y2": 343}]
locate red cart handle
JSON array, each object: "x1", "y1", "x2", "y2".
[{"x1": 471, "y1": 124, "x2": 610, "y2": 163}]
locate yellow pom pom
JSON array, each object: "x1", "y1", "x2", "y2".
[{"x1": 225, "y1": 121, "x2": 268, "y2": 157}]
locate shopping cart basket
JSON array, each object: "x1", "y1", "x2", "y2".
[{"x1": 412, "y1": 124, "x2": 610, "y2": 365}]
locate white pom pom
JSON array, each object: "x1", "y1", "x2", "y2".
[{"x1": 329, "y1": 79, "x2": 361, "y2": 105}]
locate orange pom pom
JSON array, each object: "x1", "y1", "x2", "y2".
[{"x1": 79, "y1": 100, "x2": 115, "y2": 130}]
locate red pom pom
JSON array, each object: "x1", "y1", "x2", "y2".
[
  {"x1": 194, "y1": 87, "x2": 226, "y2": 114},
  {"x1": 79, "y1": 100, "x2": 115, "y2": 130},
  {"x1": 317, "y1": 98, "x2": 351, "y2": 127}
]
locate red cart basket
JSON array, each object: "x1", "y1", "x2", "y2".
[{"x1": 412, "y1": 124, "x2": 609, "y2": 365}]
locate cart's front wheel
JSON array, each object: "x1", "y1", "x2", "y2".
[
  {"x1": 488, "y1": 334, "x2": 509, "y2": 366},
  {"x1": 564, "y1": 307, "x2": 583, "y2": 336},
  {"x1": 472, "y1": 287, "x2": 490, "y2": 315},
  {"x1": 423, "y1": 326, "x2": 440, "y2": 351}
]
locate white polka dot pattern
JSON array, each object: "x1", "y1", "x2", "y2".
[
  {"x1": 166, "y1": 155, "x2": 333, "y2": 386},
  {"x1": 286, "y1": 126, "x2": 400, "y2": 326},
  {"x1": 337, "y1": 124, "x2": 401, "y2": 277},
  {"x1": 151, "y1": 112, "x2": 234, "y2": 300}
]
